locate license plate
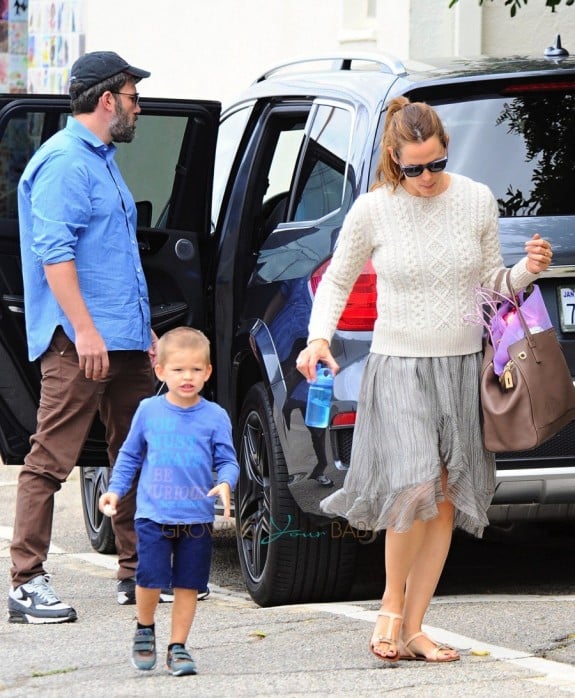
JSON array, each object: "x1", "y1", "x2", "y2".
[{"x1": 558, "y1": 286, "x2": 575, "y2": 332}]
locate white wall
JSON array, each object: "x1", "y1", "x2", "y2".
[
  {"x1": 369, "y1": 0, "x2": 481, "y2": 60},
  {"x1": 83, "y1": 0, "x2": 343, "y2": 104},
  {"x1": 482, "y1": 1, "x2": 575, "y2": 56},
  {"x1": 80, "y1": 0, "x2": 575, "y2": 105}
]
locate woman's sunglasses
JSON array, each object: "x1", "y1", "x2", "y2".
[{"x1": 396, "y1": 154, "x2": 448, "y2": 178}]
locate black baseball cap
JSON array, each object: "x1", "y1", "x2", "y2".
[{"x1": 69, "y1": 51, "x2": 150, "y2": 94}]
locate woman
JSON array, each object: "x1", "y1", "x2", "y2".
[{"x1": 296, "y1": 97, "x2": 552, "y2": 663}]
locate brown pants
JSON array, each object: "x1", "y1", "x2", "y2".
[{"x1": 10, "y1": 328, "x2": 154, "y2": 587}]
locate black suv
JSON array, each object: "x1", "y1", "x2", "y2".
[{"x1": 1, "y1": 43, "x2": 575, "y2": 607}]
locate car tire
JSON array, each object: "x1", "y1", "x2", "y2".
[
  {"x1": 80, "y1": 465, "x2": 116, "y2": 554},
  {"x1": 235, "y1": 382, "x2": 357, "y2": 606}
]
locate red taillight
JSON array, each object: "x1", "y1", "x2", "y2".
[
  {"x1": 502, "y1": 80, "x2": 575, "y2": 94},
  {"x1": 332, "y1": 412, "x2": 356, "y2": 427},
  {"x1": 309, "y1": 259, "x2": 377, "y2": 331}
]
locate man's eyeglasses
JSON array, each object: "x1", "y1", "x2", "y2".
[
  {"x1": 111, "y1": 91, "x2": 140, "y2": 106},
  {"x1": 396, "y1": 154, "x2": 448, "y2": 178}
]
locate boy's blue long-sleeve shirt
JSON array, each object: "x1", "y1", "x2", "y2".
[{"x1": 108, "y1": 395, "x2": 239, "y2": 524}]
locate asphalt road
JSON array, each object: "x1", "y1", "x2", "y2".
[{"x1": 2, "y1": 464, "x2": 575, "y2": 697}]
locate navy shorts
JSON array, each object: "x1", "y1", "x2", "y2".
[{"x1": 134, "y1": 518, "x2": 212, "y2": 590}]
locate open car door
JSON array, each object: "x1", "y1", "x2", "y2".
[{"x1": 0, "y1": 94, "x2": 220, "y2": 550}]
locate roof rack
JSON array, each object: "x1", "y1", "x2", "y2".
[{"x1": 254, "y1": 52, "x2": 407, "y2": 83}]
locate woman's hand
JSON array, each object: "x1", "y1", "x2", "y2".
[
  {"x1": 525, "y1": 233, "x2": 553, "y2": 274},
  {"x1": 296, "y1": 339, "x2": 339, "y2": 381}
]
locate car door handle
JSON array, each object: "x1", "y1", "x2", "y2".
[{"x1": 2, "y1": 295, "x2": 24, "y2": 314}]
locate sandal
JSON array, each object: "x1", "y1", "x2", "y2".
[
  {"x1": 399, "y1": 631, "x2": 460, "y2": 663},
  {"x1": 369, "y1": 611, "x2": 403, "y2": 662}
]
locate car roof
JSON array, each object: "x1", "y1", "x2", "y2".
[{"x1": 229, "y1": 50, "x2": 575, "y2": 113}]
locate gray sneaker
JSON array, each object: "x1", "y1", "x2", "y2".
[
  {"x1": 198, "y1": 586, "x2": 210, "y2": 601},
  {"x1": 159, "y1": 587, "x2": 174, "y2": 603},
  {"x1": 166, "y1": 644, "x2": 197, "y2": 676},
  {"x1": 8, "y1": 574, "x2": 77, "y2": 624},
  {"x1": 117, "y1": 577, "x2": 136, "y2": 605},
  {"x1": 159, "y1": 587, "x2": 209, "y2": 602},
  {"x1": 119, "y1": 582, "x2": 176, "y2": 604},
  {"x1": 132, "y1": 628, "x2": 156, "y2": 670}
]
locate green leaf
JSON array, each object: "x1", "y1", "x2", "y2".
[
  {"x1": 448, "y1": 0, "x2": 572, "y2": 14},
  {"x1": 250, "y1": 630, "x2": 267, "y2": 639}
]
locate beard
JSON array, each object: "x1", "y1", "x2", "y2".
[{"x1": 110, "y1": 101, "x2": 137, "y2": 143}]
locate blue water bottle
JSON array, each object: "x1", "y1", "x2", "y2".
[{"x1": 305, "y1": 363, "x2": 334, "y2": 428}]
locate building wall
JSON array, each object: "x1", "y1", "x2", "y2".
[
  {"x1": 482, "y1": 1, "x2": 575, "y2": 56},
  {"x1": 24, "y1": 0, "x2": 575, "y2": 101},
  {"x1": 367, "y1": 0, "x2": 572, "y2": 61},
  {"x1": 83, "y1": 0, "x2": 344, "y2": 103}
]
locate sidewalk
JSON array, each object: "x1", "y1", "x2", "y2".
[
  {"x1": 1, "y1": 560, "x2": 575, "y2": 697},
  {"x1": 2, "y1": 464, "x2": 575, "y2": 696}
]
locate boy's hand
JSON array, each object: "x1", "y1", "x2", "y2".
[
  {"x1": 98, "y1": 492, "x2": 119, "y2": 517},
  {"x1": 207, "y1": 482, "x2": 232, "y2": 518}
]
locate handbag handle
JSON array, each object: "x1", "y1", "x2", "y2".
[
  {"x1": 493, "y1": 268, "x2": 508, "y2": 295},
  {"x1": 503, "y1": 269, "x2": 542, "y2": 362},
  {"x1": 485, "y1": 268, "x2": 513, "y2": 323},
  {"x1": 483, "y1": 268, "x2": 509, "y2": 325}
]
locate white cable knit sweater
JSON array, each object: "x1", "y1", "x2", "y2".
[{"x1": 307, "y1": 173, "x2": 539, "y2": 357}]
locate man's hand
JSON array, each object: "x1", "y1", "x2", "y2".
[
  {"x1": 75, "y1": 327, "x2": 109, "y2": 380},
  {"x1": 44, "y1": 260, "x2": 109, "y2": 379},
  {"x1": 148, "y1": 330, "x2": 159, "y2": 368}
]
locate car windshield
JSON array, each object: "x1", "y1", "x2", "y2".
[{"x1": 434, "y1": 92, "x2": 575, "y2": 217}]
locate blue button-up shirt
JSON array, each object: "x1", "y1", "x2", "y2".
[{"x1": 18, "y1": 116, "x2": 151, "y2": 361}]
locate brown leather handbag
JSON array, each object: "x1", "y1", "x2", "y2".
[{"x1": 480, "y1": 271, "x2": 575, "y2": 453}]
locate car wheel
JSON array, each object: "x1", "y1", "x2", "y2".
[
  {"x1": 80, "y1": 466, "x2": 116, "y2": 554},
  {"x1": 235, "y1": 382, "x2": 357, "y2": 606}
]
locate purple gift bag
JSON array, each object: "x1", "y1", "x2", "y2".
[{"x1": 491, "y1": 284, "x2": 552, "y2": 375}]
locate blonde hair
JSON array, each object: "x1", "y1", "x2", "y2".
[
  {"x1": 371, "y1": 96, "x2": 449, "y2": 192},
  {"x1": 156, "y1": 327, "x2": 211, "y2": 366}
]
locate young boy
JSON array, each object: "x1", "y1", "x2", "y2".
[{"x1": 99, "y1": 327, "x2": 239, "y2": 676}]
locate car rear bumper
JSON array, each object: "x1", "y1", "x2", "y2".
[
  {"x1": 331, "y1": 422, "x2": 575, "y2": 524},
  {"x1": 490, "y1": 465, "x2": 575, "y2": 522}
]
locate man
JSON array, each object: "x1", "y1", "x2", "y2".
[{"x1": 8, "y1": 51, "x2": 156, "y2": 623}]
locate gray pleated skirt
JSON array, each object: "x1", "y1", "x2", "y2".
[{"x1": 320, "y1": 352, "x2": 496, "y2": 538}]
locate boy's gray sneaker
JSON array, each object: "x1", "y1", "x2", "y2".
[
  {"x1": 166, "y1": 644, "x2": 197, "y2": 676},
  {"x1": 132, "y1": 628, "x2": 156, "y2": 670},
  {"x1": 8, "y1": 574, "x2": 77, "y2": 624}
]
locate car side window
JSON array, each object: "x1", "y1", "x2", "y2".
[
  {"x1": 292, "y1": 104, "x2": 353, "y2": 222},
  {"x1": 246, "y1": 108, "x2": 308, "y2": 248},
  {"x1": 217, "y1": 104, "x2": 310, "y2": 294},
  {"x1": 0, "y1": 111, "x2": 65, "y2": 218},
  {"x1": 114, "y1": 114, "x2": 188, "y2": 227},
  {"x1": 211, "y1": 105, "x2": 253, "y2": 233}
]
